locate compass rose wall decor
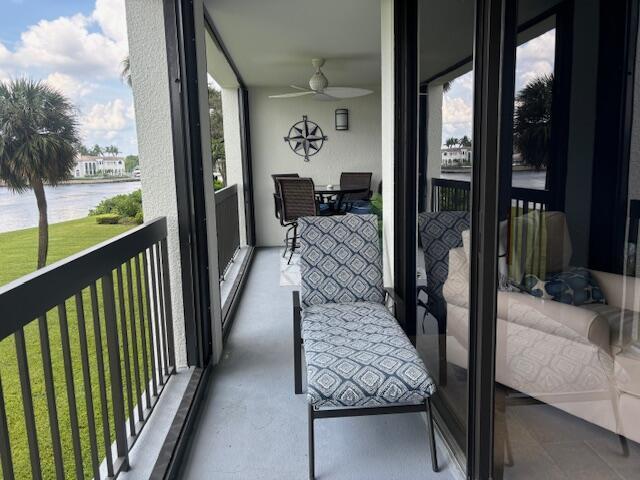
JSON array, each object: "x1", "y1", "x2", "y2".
[{"x1": 283, "y1": 115, "x2": 328, "y2": 162}]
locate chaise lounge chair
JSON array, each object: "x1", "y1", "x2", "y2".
[{"x1": 292, "y1": 213, "x2": 439, "y2": 479}]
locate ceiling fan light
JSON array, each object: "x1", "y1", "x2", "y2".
[{"x1": 309, "y1": 71, "x2": 328, "y2": 91}]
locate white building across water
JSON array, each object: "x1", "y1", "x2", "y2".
[{"x1": 73, "y1": 155, "x2": 126, "y2": 178}]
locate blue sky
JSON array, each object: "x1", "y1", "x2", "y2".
[{"x1": 0, "y1": 0, "x2": 138, "y2": 155}]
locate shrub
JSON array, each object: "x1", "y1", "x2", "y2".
[
  {"x1": 90, "y1": 189, "x2": 142, "y2": 219},
  {"x1": 134, "y1": 210, "x2": 144, "y2": 224},
  {"x1": 95, "y1": 213, "x2": 121, "y2": 224},
  {"x1": 214, "y1": 179, "x2": 224, "y2": 191}
]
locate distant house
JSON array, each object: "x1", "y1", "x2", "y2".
[
  {"x1": 73, "y1": 155, "x2": 126, "y2": 178},
  {"x1": 441, "y1": 146, "x2": 472, "y2": 166}
]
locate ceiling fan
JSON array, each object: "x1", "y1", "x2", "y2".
[{"x1": 269, "y1": 58, "x2": 373, "y2": 101}]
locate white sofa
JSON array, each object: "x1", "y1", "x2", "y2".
[{"x1": 443, "y1": 235, "x2": 640, "y2": 444}]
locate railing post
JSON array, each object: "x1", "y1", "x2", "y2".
[
  {"x1": 161, "y1": 237, "x2": 176, "y2": 371},
  {"x1": 102, "y1": 272, "x2": 130, "y2": 471}
]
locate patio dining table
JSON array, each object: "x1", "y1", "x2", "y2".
[{"x1": 314, "y1": 185, "x2": 368, "y2": 213}]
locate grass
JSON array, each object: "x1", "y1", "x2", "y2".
[
  {"x1": 0, "y1": 217, "x2": 133, "y2": 286},
  {"x1": 0, "y1": 217, "x2": 152, "y2": 479}
]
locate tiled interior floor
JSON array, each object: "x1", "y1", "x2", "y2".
[
  {"x1": 180, "y1": 248, "x2": 455, "y2": 480},
  {"x1": 500, "y1": 399, "x2": 640, "y2": 480}
]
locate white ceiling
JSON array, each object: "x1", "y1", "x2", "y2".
[
  {"x1": 203, "y1": 0, "x2": 381, "y2": 88},
  {"x1": 204, "y1": 0, "x2": 562, "y2": 88}
]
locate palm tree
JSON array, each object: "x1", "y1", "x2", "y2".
[
  {"x1": 0, "y1": 79, "x2": 80, "y2": 268},
  {"x1": 459, "y1": 135, "x2": 471, "y2": 147},
  {"x1": 445, "y1": 137, "x2": 459, "y2": 148},
  {"x1": 121, "y1": 56, "x2": 132, "y2": 87},
  {"x1": 105, "y1": 145, "x2": 120, "y2": 157},
  {"x1": 90, "y1": 144, "x2": 103, "y2": 156},
  {"x1": 513, "y1": 74, "x2": 553, "y2": 170}
]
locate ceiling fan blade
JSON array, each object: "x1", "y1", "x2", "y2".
[
  {"x1": 289, "y1": 85, "x2": 311, "y2": 92},
  {"x1": 313, "y1": 92, "x2": 338, "y2": 101},
  {"x1": 323, "y1": 87, "x2": 373, "y2": 98},
  {"x1": 269, "y1": 91, "x2": 315, "y2": 99}
]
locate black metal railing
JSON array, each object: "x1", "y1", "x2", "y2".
[
  {"x1": 430, "y1": 177, "x2": 551, "y2": 214},
  {"x1": 430, "y1": 178, "x2": 471, "y2": 211},
  {"x1": 215, "y1": 184, "x2": 241, "y2": 280},
  {"x1": 0, "y1": 217, "x2": 175, "y2": 479}
]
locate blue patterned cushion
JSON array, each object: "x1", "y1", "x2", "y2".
[
  {"x1": 418, "y1": 211, "x2": 470, "y2": 320},
  {"x1": 299, "y1": 214, "x2": 384, "y2": 308},
  {"x1": 522, "y1": 268, "x2": 607, "y2": 306},
  {"x1": 302, "y1": 302, "x2": 436, "y2": 407}
]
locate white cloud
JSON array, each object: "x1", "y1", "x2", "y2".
[
  {"x1": 92, "y1": 0, "x2": 128, "y2": 44},
  {"x1": 518, "y1": 60, "x2": 554, "y2": 87},
  {"x1": 9, "y1": 14, "x2": 126, "y2": 78},
  {"x1": 515, "y1": 29, "x2": 556, "y2": 90},
  {"x1": 126, "y1": 103, "x2": 136, "y2": 121},
  {"x1": 82, "y1": 98, "x2": 129, "y2": 133},
  {"x1": 443, "y1": 96, "x2": 473, "y2": 125},
  {"x1": 0, "y1": 0, "x2": 136, "y2": 153},
  {"x1": 0, "y1": 43, "x2": 10, "y2": 63},
  {"x1": 45, "y1": 72, "x2": 94, "y2": 99},
  {"x1": 0, "y1": 1, "x2": 128, "y2": 81},
  {"x1": 517, "y1": 30, "x2": 555, "y2": 63}
]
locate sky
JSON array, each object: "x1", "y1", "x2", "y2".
[
  {"x1": 441, "y1": 29, "x2": 556, "y2": 147},
  {"x1": 0, "y1": 0, "x2": 138, "y2": 155}
]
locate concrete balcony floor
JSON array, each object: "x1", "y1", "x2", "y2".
[{"x1": 180, "y1": 248, "x2": 456, "y2": 480}]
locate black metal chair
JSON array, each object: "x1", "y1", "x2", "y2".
[
  {"x1": 293, "y1": 214, "x2": 438, "y2": 479},
  {"x1": 271, "y1": 173, "x2": 299, "y2": 220},
  {"x1": 277, "y1": 177, "x2": 318, "y2": 264},
  {"x1": 340, "y1": 172, "x2": 372, "y2": 212}
]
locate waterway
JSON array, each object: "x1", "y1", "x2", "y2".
[{"x1": 0, "y1": 181, "x2": 141, "y2": 233}]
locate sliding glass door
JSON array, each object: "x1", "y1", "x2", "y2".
[
  {"x1": 493, "y1": 1, "x2": 640, "y2": 479},
  {"x1": 405, "y1": 0, "x2": 640, "y2": 478},
  {"x1": 415, "y1": 0, "x2": 475, "y2": 465}
]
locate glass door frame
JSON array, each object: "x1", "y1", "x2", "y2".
[{"x1": 393, "y1": 0, "x2": 515, "y2": 477}]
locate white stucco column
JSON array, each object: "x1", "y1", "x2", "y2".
[
  {"x1": 381, "y1": 0, "x2": 395, "y2": 288},
  {"x1": 125, "y1": 0, "x2": 187, "y2": 367}
]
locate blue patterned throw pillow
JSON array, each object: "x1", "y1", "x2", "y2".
[{"x1": 521, "y1": 268, "x2": 606, "y2": 306}]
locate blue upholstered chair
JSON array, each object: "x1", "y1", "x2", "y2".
[
  {"x1": 417, "y1": 211, "x2": 470, "y2": 385},
  {"x1": 293, "y1": 214, "x2": 438, "y2": 479}
]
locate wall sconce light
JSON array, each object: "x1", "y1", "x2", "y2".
[{"x1": 335, "y1": 108, "x2": 349, "y2": 131}]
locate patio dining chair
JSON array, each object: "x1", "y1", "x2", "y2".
[
  {"x1": 278, "y1": 177, "x2": 318, "y2": 264},
  {"x1": 340, "y1": 172, "x2": 372, "y2": 213},
  {"x1": 293, "y1": 214, "x2": 438, "y2": 479},
  {"x1": 271, "y1": 173, "x2": 299, "y2": 219}
]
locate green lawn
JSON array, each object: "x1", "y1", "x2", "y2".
[
  {"x1": 0, "y1": 218, "x2": 151, "y2": 479},
  {"x1": 0, "y1": 217, "x2": 133, "y2": 286}
]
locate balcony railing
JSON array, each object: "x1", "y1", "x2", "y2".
[
  {"x1": 0, "y1": 217, "x2": 175, "y2": 479},
  {"x1": 430, "y1": 177, "x2": 551, "y2": 214},
  {"x1": 215, "y1": 184, "x2": 241, "y2": 280}
]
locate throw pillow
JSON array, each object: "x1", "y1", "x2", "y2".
[{"x1": 521, "y1": 267, "x2": 606, "y2": 306}]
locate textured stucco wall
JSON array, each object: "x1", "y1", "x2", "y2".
[
  {"x1": 221, "y1": 88, "x2": 247, "y2": 246},
  {"x1": 249, "y1": 87, "x2": 382, "y2": 247},
  {"x1": 125, "y1": 0, "x2": 187, "y2": 367},
  {"x1": 381, "y1": 0, "x2": 394, "y2": 287}
]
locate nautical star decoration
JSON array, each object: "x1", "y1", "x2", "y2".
[{"x1": 283, "y1": 115, "x2": 328, "y2": 162}]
